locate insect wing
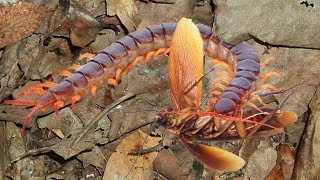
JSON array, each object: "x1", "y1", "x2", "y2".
[
  {"x1": 181, "y1": 137, "x2": 245, "y2": 171},
  {"x1": 168, "y1": 18, "x2": 204, "y2": 110}
]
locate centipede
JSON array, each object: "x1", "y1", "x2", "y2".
[{"x1": 2, "y1": 18, "x2": 298, "y2": 171}]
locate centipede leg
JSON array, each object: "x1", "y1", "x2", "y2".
[
  {"x1": 91, "y1": 85, "x2": 98, "y2": 98},
  {"x1": 115, "y1": 69, "x2": 122, "y2": 83},
  {"x1": 213, "y1": 116, "x2": 221, "y2": 130},
  {"x1": 154, "y1": 48, "x2": 170, "y2": 57},
  {"x1": 106, "y1": 69, "x2": 124, "y2": 88},
  {"x1": 209, "y1": 83, "x2": 230, "y2": 105},
  {"x1": 123, "y1": 56, "x2": 144, "y2": 75},
  {"x1": 18, "y1": 82, "x2": 56, "y2": 98},
  {"x1": 144, "y1": 51, "x2": 156, "y2": 63},
  {"x1": 18, "y1": 87, "x2": 47, "y2": 98},
  {"x1": 260, "y1": 71, "x2": 282, "y2": 81},
  {"x1": 78, "y1": 53, "x2": 95, "y2": 61},
  {"x1": 209, "y1": 81, "x2": 228, "y2": 96},
  {"x1": 244, "y1": 101, "x2": 264, "y2": 113},
  {"x1": 249, "y1": 94, "x2": 267, "y2": 106},
  {"x1": 235, "y1": 109, "x2": 247, "y2": 138},
  {"x1": 261, "y1": 57, "x2": 274, "y2": 67},
  {"x1": 71, "y1": 95, "x2": 81, "y2": 111},
  {"x1": 256, "y1": 84, "x2": 279, "y2": 92},
  {"x1": 210, "y1": 59, "x2": 234, "y2": 72},
  {"x1": 107, "y1": 78, "x2": 118, "y2": 88},
  {"x1": 54, "y1": 101, "x2": 65, "y2": 118},
  {"x1": 157, "y1": 48, "x2": 171, "y2": 62},
  {"x1": 214, "y1": 71, "x2": 234, "y2": 79},
  {"x1": 53, "y1": 70, "x2": 73, "y2": 78},
  {"x1": 144, "y1": 48, "x2": 170, "y2": 64},
  {"x1": 38, "y1": 82, "x2": 56, "y2": 88},
  {"x1": 67, "y1": 64, "x2": 82, "y2": 70}
]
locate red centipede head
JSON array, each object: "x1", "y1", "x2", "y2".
[{"x1": 4, "y1": 92, "x2": 58, "y2": 134}]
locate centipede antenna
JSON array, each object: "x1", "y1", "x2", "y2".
[
  {"x1": 247, "y1": 89, "x2": 297, "y2": 137},
  {"x1": 21, "y1": 105, "x2": 43, "y2": 134},
  {"x1": 3, "y1": 100, "x2": 36, "y2": 107},
  {"x1": 259, "y1": 81, "x2": 303, "y2": 97}
]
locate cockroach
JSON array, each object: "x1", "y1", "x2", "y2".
[
  {"x1": 154, "y1": 18, "x2": 297, "y2": 171},
  {"x1": 3, "y1": 18, "x2": 297, "y2": 171}
]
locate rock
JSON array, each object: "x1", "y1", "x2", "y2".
[
  {"x1": 251, "y1": 40, "x2": 320, "y2": 117},
  {"x1": 214, "y1": 0, "x2": 320, "y2": 48},
  {"x1": 137, "y1": 0, "x2": 198, "y2": 26},
  {"x1": 89, "y1": 29, "x2": 123, "y2": 53},
  {"x1": 242, "y1": 138, "x2": 278, "y2": 179}
]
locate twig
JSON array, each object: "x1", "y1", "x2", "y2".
[
  {"x1": 71, "y1": 92, "x2": 136, "y2": 148},
  {"x1": 128, "y1": 139, "x2": 165, "y2": 156}
]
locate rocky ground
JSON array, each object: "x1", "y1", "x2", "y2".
[{"x1": 0, "y1": 0, "x2": 319, "y2": 179}]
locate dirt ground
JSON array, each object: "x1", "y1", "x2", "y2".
[{"x1": 0, "y1": 0, "x2": 319, "y2": 179}]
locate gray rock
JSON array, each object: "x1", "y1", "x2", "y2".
[{"x1": 214, "y1": 0, "x2": 320, "y2": 48}]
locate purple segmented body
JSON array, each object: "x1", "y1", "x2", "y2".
[
  {"x1": 213, "y1": 43, "x2": 261, "y2": 115},
  {"x1": 4, "y1": 21, "x2": 260, "y2": 133}
]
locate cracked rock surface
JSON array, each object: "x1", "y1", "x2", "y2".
[{"x1": 214, "y1": 0, "x2": 320, "y2": 48}]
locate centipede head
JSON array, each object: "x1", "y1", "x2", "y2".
[{"x1": 4, "y1": 92, "x2": 58, "y2": 133}]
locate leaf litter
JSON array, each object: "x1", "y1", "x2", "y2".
[{"x1": 0, "y1": 0, "x2": 319, "y2": 179}]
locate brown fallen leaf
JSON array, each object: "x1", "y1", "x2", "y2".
[
  {"x1": 103, "y1": 130, "x2": 161, "y2": 180},
  {"x1": 265, "y1": 144, "x2": 295, "y2": 180},
  {"x1": 106, "y1": 0, "x2": 138, "y2": 32},
  {"x1": 0, "y1": 2, "x2": 48, "y2": 48}
]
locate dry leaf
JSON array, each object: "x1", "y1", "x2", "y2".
[
  {"x1": 265, "y1": 144, "x2": 295, "y2": 180},
  {"x1": 103, "y1": 130, "x2": 161, "y2": 180},
  {"x1": 106, "y1": 0, "x2": 137, "y2": 17},
  {"x1": 106, "y1": 0, "x2": 137, "y2": 32},
  {"x1": 0, "y1": 2, "x2": 48, "y2": 48}
]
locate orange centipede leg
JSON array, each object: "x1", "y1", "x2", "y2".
[
  {"x1": 67, "y1": 64, "x2": 82, "y2": 70},
  {"x1": 244, "y1": 102, "x2": 264, "y2": 113},
  {"x1": 107, "y1": 78, "x2": 118, "y2": 88},
  {"x1": 54, "y1": 101, "x2": 64, "y2": 118},
  {"x1": 144, "y1": 48, "x2": 171, "y2": 64},
  {"x1": 153, "y1": 48, "x2": 169, "y2": 58},
  {"x1": 260, "y1": 71, "x2": 282, "y2": 81},
  {"x1": 156, "y1": 48, "x2": 171, "y2": 62},
  {"x1": 18, "y1": 87, "x2": 47, "y2": 98},
  {"x1": 91, "y1": 85, "x2": 98, "y2": 99},
  {"x1": 53, "y1": 70, "x2": 73, "y2": 78},
  {"x1": 123, "y1": 56, "x2": 144, "y2": 75},
  {"x1": 256, "y1": 84, "x2": 279, "y2": 92},
  {"x1": 144, "y1": 51, "x2": 156, "y2": 64},
  {"x1": 78, "y1": 53, "x2": 95, "y2": 61},
  {"x1": 261, "y1": 57, "x2": 274, "y2": 67},
  {"x1": 249, "y1": 94, "x2": 268, "y2": 106},
  {"x1": 71, "y1": 95, "x2": 81, "y2": 111},
  {"x1": 18, "y1": 82, "x2": 57, "y2": 98},
  {"x1": 235, "y1": 110, "x2": 247, "y2": 138},
  {"x1": 34, "y1": 82, "x2": 56, "y2": 88},
  {"x1": 210, "y1": 81, "x2": 228, "y2": 92},
  {"x1": 105, "y1": 68, "x2": 124, "y2": 88},
  {"x1": 210, "y1": 59, "x2": 234, "y2": 72},
  {"x1": 213, "y1": 71, "x2": 234, "y2": 79},
  {"x1": 115, "y1": 69, "x2": 122, "y2": 83}
]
